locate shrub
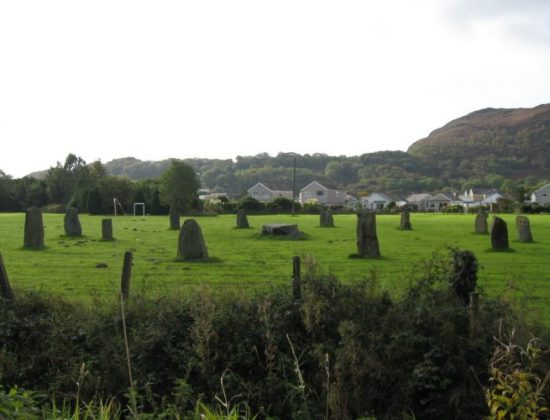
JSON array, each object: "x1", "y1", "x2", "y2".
[{"x1": 237, "y1": 196, "x2": 264, "y2": 213}]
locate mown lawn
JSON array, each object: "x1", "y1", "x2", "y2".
[{"x1": 0, "y1": 212, "x2": 548, "y2": 324}]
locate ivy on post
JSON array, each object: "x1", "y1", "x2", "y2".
[
  {"x1": 292, "y1": 256, "x2": 301, "y2": 301},
  {"x1": 0, "y1": 253, "x2": 14, "y2": 300},
  {"x1": 120, "y1": 251, "x2": 133, "y2": 300}
]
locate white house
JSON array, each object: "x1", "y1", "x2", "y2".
[
  {"x1": 406, "y1": 193, "x2": 454, "y2": 211},
  {"x1": 361, "y1": 192, "x2": 397, "y2": 211},
  {"x1": 531, "y1": 184, "x2": 550, "y2": 205},
  {"x1": 299, "y1": 181, "x2": 346, "y2": 207},
  {"x1": 247, "y1": 183, "x2": 293, "y2": 202}
]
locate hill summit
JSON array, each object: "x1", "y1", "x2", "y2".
[{"x1": 408, "y1": 104, "x2": 550, "y2": 180}]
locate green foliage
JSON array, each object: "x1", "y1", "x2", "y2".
[
  {"x1": 159, "y1": 160, "x2": 200, "y2": 213},
  {"x1": 485, "y1": 331, "x2": 549, "y2": 419},
  {"x1": 2, "y1": 249, "x2": 541, "y2": 418},
  {"x1": 237, "y1": 196, "x2": 264, "y2": 213},
  {"x1": 266, "y1": 197, "x2": 296, "y2": 213},
  {"x1": 448, "y1": 248, "x2": 478, "y2": 306},
  {"x1": 0, "y1": 386, "x2": 43, "y2": 418},
  {"x1": 442, "y1": 204, "x2": 465, "y2": 214}
]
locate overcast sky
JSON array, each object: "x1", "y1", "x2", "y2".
[{"x1": 1, "y1": 0, "x2": 549, "y2": 178}]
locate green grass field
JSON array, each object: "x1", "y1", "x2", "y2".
[{"x1": 1, "y1": 212, "x2": 549, "y2": 324}]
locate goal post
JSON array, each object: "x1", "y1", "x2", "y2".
[{"x1": 133, "y1": 202, "x2": 145, "y2": 217}]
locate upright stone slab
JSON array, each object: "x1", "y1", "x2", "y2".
[
  {"x1": 516, "y1": 215, "x2": 533, "y2": 243},
  {"x1": 178, "y1": 219, "x2": 208, "y2": 260},
  {"x1": 169, "y1": 206, "x2": 180, "y2": 230},
  {"x1": 400, "y1": 211, "x2": 412, "y2": 230},
  {"x1": 320, "y1": 208, "x2": 334, "y2": 227},
  {"x1": 236, "y1": 209, "x2": 249, "y2": 228},
  {"x1": 64, "y1": 207, "x2": 82, "y2": 236},
  {"x1": 356, "y1": 212, "x2": 381, "y2": 258},
  {"x1": 475, "y1": 211, "x2": 488, "y2": 234},
  {"x1": 102, "y1": 218, "x2": 114, "y2": 241},
  {"x1": 24, "y1": 207, "x2": 44, "y2": 249},
  {"x1": 491, "y1": 216, "x2": 509, "y2": 251}
]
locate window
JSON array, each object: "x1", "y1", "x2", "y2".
[{"x1": 316, "y1": 190, "x2": 325, "y2": 196}]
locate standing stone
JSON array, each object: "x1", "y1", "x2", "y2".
[
  {"x1": 491, "y1": 216, "x2": 509, "y2": 251},
  {"x1": 320, "y1": 208, "x2": 334, "y2": 227},
  {"x1": 516, "y1": 215, "x2": 533, "y2": 243},
  {"x1": 24, "y1": 207, "x2": 45, "y2": 249},
  {"x1": 356, "y1": 212, "x2": 381, "y2": 258},
  {"x1": 0, "y1": 253, "x2": 14, "y2": 300},
  {"x1": 169, "y1": 206, "x2": 180, "y2": 230},
  {"x1": 236, "y1": 209, "x2": 249, "y2": 228},
  {"x1": 400, "y1": 210, "x2": 412, "y2": 230},
  {"x1": 475, "y1": 211, "x2": 488, "y2": 234},
  {"x1": 64, "y1": 207, "x2": 82, "y2": 236},
  {"x1": 102, "y1": 219, "x2": 114, "y2": 241},
  {"x1": 178, "y1": 219, "x2": 208, "y2": 260}
]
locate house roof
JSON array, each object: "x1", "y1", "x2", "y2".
[
  {"x1": 369, "y1": 192, "x2": 395, "y2": 202},
  {"x1": 247, "y1": 182, "x2": 273, "y2": 193},
  {"x1": 300, "y1": 181, "x2": 331, "y2": 192},
  {"x1": 430, "y1": 193, "x2": 453, "y2": 202},
  {"x1": 406, "y1": 193, "x2": 432, "y2": 203},
  {"x1": 533, "y1": 183, "x2": 550, "y2": 194}
]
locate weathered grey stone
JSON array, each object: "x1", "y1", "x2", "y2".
[
  {"x1": 178, "y1": 219, "x2": 208, "y2": 260},
  {"x1": 169, "y1": 206, "x2": 180, "y2": 230},
  {"x1": 475, "y1": 211, "x2": 488, "y2": 234},
  {"x1": 64, "y1": 207, "x2": 82, "y2": 236},
  {"x1": 320, "y1": 208, "x2": 334, "y2": 227},
  {"x1": 491, "y1": 216, "x2": 509, "y2": 251},
  {"x1": 101, "y1": 219, "x2": 114, "y2": 241},
  {"x1": 24, "y1": 207, "x2": 44, "y2": 249},
  {"x1": 400, "y1": 211, "x2": 412, "y2": 230},
  {"x1": 262, "y1": 224, "x2": 298, "y2": 236},
  {"x1": 516, "y1": 215, "x2": 533, "y2": 243},
  {"x1": 236, "y1": 209, "x2": 249, "y2": 228},
  {"x1": 356, "y1": 212, "x2": 380, "y2": 258}
]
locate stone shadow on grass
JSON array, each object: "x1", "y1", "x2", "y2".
[
  {"x1": 174, "y1": 256, "x2": 223, "y2": 263},
  {"x1": 348, "y1": 253, "x2": 390, "y2": 260}
]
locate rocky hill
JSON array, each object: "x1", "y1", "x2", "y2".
[{"x1": 408, "y1": 104, "x2": 550, "y2": 180}]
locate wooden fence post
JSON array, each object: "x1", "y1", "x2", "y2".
[
  {"x1": 469, "y1": 291, "x2": 480, "y2": 338},
  {"x1": 121, "y1": 251, "x2": 133, "y2": 300},
  {"x1": 0, "y1": 253, "x2": 14, "y2": 300},
  {"x1": 292, "y1": 256, "x2": 301, "y2": 301}
]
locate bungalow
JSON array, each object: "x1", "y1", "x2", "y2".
[
  {"x1": 531, "y1": 184, "x2": 550, "y2": 206},
  {"x1": 361, "y1": 192, "x2": 397, "y2": 211},
  {"x1": 299, "y1": 181, "x2": 346, "y2": 207},
  {"x1": 247, "y1": 183, "x2": 293, "y2": 202},
  {"x1": 406, "y1": 193, "x2": 454, "y2": 211}
]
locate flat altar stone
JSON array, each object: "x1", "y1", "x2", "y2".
[{"x1": 262, "y1": 224, "x2": 298, "y2": 236}]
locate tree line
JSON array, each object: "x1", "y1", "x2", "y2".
[
  {"x1": 0, "y1": 154, "x2": 198, "y2": 215},
  {"x1": 1, "y1": 151, "x2": 549, "y2": 214}
]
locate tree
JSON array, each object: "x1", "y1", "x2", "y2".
[{"x1": 159, "y1": 160, "x2": 200, "y2": 214}]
